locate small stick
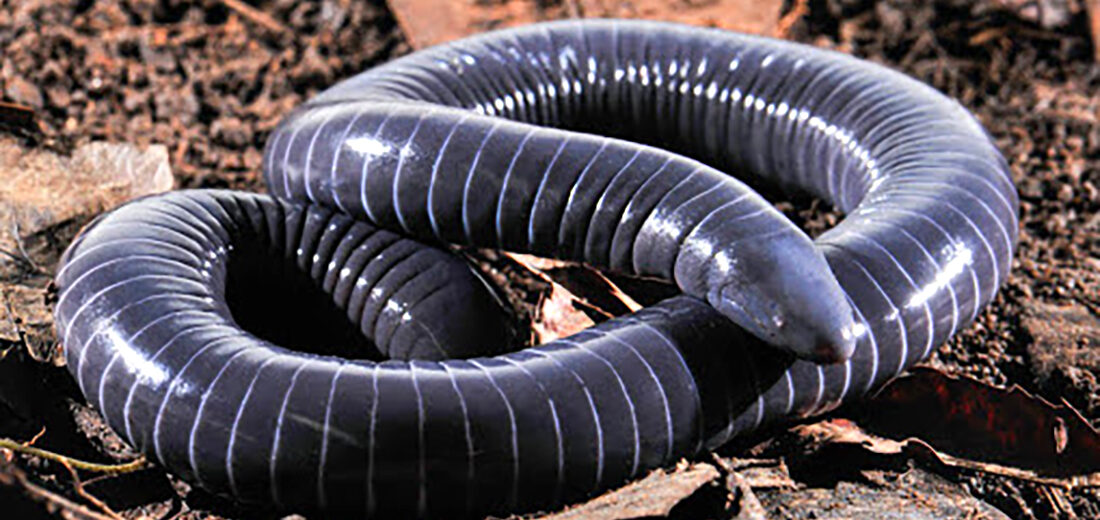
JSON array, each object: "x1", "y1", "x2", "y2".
[
  {"x1": 25, "y1": 427, "x2": 46, "y2": 447},
  {"x1": 219, "y1": 0, "x2": 288, "y2": 34},
  {"x1": 711, "y1": 454, "x2": 768, "y2": 520},
  {"x1": 60, "y1": 459, "x2": 124, "y2": 520},
  {"x1": 0, "y1": 438, "x2": 147, "y2": 475},
  {"x1": 11, "y1": 219, "x2": 44, "y2": 274},
  {"x1": 3, "y1": 463, "x2": 117, "y2": 520}
]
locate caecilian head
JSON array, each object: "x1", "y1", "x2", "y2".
[{"x1": 706, "y1": 236, "x2": 859, "y2": 364}]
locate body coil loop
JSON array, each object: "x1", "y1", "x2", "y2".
[{"x1": 55, "y1": 20, "x2": 1017, "y2": 518}]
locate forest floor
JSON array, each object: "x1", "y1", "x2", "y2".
[{"x1": 1, "y1": 0, "x2": 1099, "y2": 519}]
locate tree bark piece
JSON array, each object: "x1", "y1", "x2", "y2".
[{"x1": 386, "y1": 0, "x2": 785, "y2": 50}]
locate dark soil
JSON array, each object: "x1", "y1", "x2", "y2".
[
  {"x1": 1, "y1": 0, "x2": 1098, "y2": 519},
  {"x1": 0, "y1": 0, "x2": 406, "y2": 190}
]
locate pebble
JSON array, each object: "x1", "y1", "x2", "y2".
[
  {"x1": 4, "y1": 74, "x2": 43, "y2": 109},
  {"x1": 211, "y1": 116, "x2": 253, "y2": 149}
]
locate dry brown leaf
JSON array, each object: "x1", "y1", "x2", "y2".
[
  {"x1": 0, "y1": 138, "x2": 172, "y2": 362},
  {"x1": 530, "y1": 282, "x2": 597, "y2": 344},
  {"x1": 797, "y1": 416, "x2": 1100, "y2": 489},
  {"x1": 0, "y1": 138, "x2": 172, "y2": 271},
  {"x1": 862, "y1": 368, "x2": 1100, "y2": 480},
  {"x1": 509, "y1": 253, "x2": 641, "y2": 315},
  {"x1": 0, "y1": 284, "x2": 55, "y2": 363}
]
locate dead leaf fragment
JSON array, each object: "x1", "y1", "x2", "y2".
[
  {"x1": 0, "y1": 138, "x2": 172, "y2": 273},
  {"x1": 531, "y1": 282, "x2": 597, "y2": 344},
  {"x1": 510, "y1": 253, "x2": 642, "y2": 316},
  {"x1": 862, "y1": 369, "x2": 1100, "y2": 480},
  {"x1": 3, "y1": 76, "x2": 43, "y2": 110},
  {"x1": 0, "y1": 284, "x2": 55, "y2": 363},
  {"x1": 794, "y1": 418, "x2": 1100, "y2": 490}
]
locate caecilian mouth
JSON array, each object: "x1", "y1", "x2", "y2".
[{"x1": 711, "y1": 291, "x2": 779, "y2": 344}]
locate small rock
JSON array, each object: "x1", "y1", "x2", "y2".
[
  {"x1": 153, "y1": 85, "x2": 199, "y2": 125},
  {"x1": 290, "y1": 46, "x2": 334, "y2": 88},
  {"x1": 4, "y1": 75, "x2": 43, "y2": 109},
  {"x1": 44, "y1": 84, "x2": 70, "y2": 108},
  {"x1": 875, "y1": 2, "x2": 907, "y2": 38},
  {"x1": 126, "y1": 62, "x2": 149, "y2": 87},
  {"x1": 243, "y1": 147, "x2": 263, "y2": 171},
  {"x1": 994, "y1": 0, "x2": 1078, "y2": 29},
  {"x1": 123, "y1": 88, "x2": 150, "y2": 113},
  {"x1": 1083, "y1": 181, "x2": 1098, "y2": 203},
  {"x1": 1022, "y1": 301, "x2": 1100, "y2": 414},
  {"x1": 211, "y1": 116, "x2": 253, "y2": 148},
  {"x1": 1057, "y1": 183, "x2": 1074, "y2": 202}
]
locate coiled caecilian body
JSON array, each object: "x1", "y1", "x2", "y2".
[{"x1": 54, "y1": 20, "x2": 1017, "y2": 518}]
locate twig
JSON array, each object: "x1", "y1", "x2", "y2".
[
  {"x1": 0, "y1": 248, "x2": 33, "y2": 270},
  {"x1": 11, "y1": 220, "x2": 38, "y2": 272},
  {"x1": 0, "y1": 438, "x2": 147, "y2": 475},
  {"x1": 1, "y1": 461, "x2": 117, "y2": 520},
  {"x1": 8, "y1": 219, "x2": 46, "y2": 275},
  {"x1": 0, "y1": 344, "x2": 14, "y2": 362},
  {"x1": 1, "y1": 289, "x2": 28, "y2": 361},
  {"x1": 24, "y1": 427, "x2": 46, "y2": 447},
  {"x1": 218, "y1": 0, "x2": 289, "y2": 35},
  {"x1": 711, "y1": 454, "x2": 768, "y2": 520},
  {"x1": 60, "y1": 459, "x2": 124, "y2": 520}
]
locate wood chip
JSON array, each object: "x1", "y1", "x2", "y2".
[
  {"x1": 536, "y1": 462, "x2": 720, "y2": 520},
  {"x1": 0, "y1": 101, "x2": 36, "y2": 132},
  {"x1": 387, "y1": 0, "x2": 785, "y2": 50},
  {"x1": 1090, "y1": 0, "x2": 1100, "y2": 61},
  {"x1": 576, "y1": 0, "x2": 784, "y2": 36},
  {"x1": 218, "y1": 0, "x2": 288, "y2": 35}
]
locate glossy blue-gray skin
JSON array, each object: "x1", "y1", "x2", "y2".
[{"x1": 54, "y1": 20, "x2": 1018, "y2": 518}]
